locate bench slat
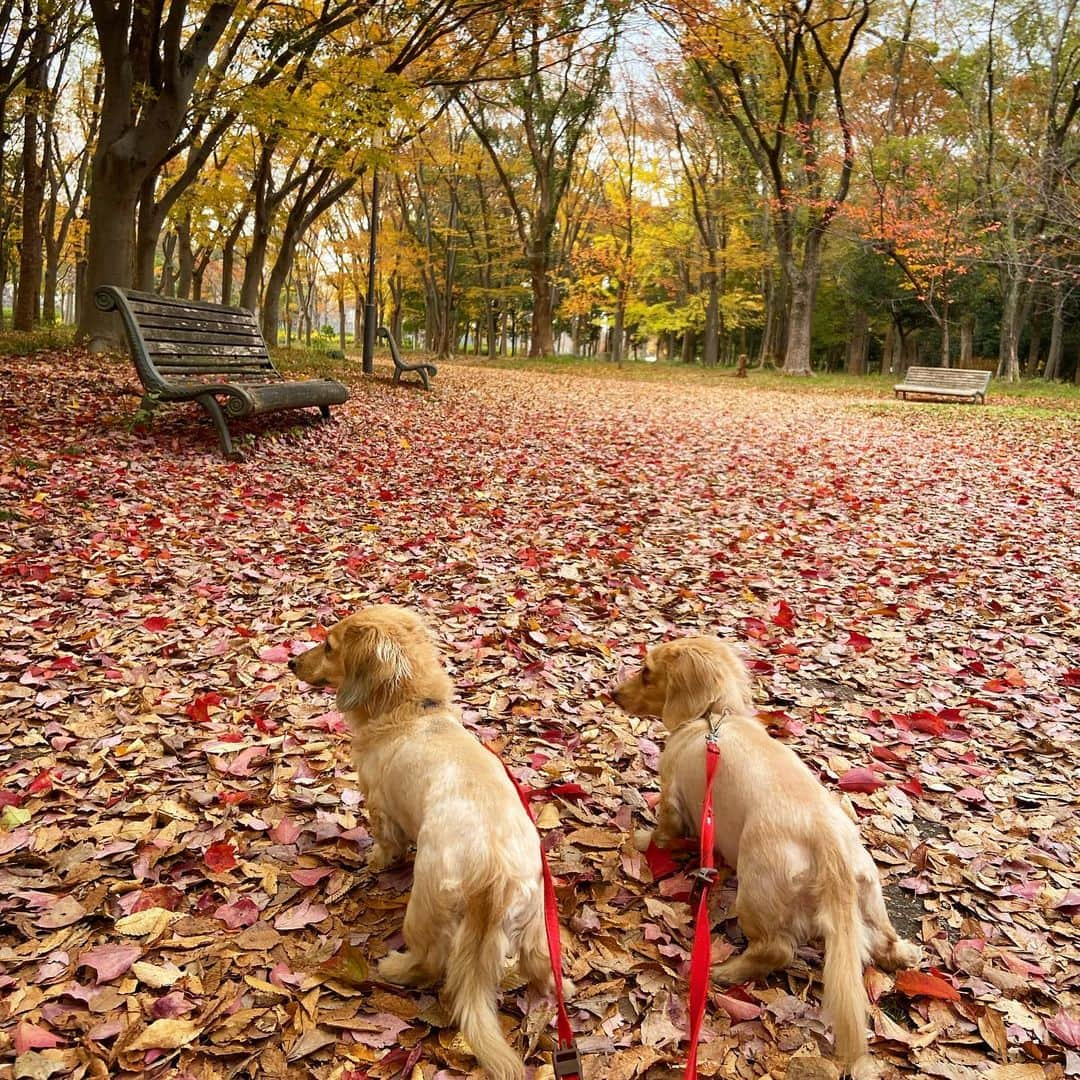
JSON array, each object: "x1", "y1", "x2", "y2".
[
  {"x1": 147, "y1": 343, "x2": 273, "y2": 359},
  {"x1": 160, "y1": 367, "x2": 281, "y2": 378},
  {"x1": 131, "y1": 312, "x2": 262, "y2": 333},
  {"x1": 141, "y1": 327, "x2": 267, "y2": 347},
  {"x1": 124, "y1": 292, "x2": 258, "y2": 318}
]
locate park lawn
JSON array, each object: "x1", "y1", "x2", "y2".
[{"x1": 1, "y1": 345, "x2": 1077, "y2": 1079}]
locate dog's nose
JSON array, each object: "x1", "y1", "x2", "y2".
[{"x1": 287, "y1": 658, "x2": 296, "y2": 672}]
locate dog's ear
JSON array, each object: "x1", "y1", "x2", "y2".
[
  {"x1": 337, "y1": 624, "x2": 412, "y2": 714},
  {"x1": 663, "y1": 639, "x2": 752, "y2": 728}
]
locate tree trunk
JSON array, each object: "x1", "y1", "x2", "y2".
[
  {"x1": 960, "y1": 312, "x2": 974, "y2": 368},
  {"x1": 241, "y1": 153, "x2": 273, "y2": 313},
  {"x1": 940, "y1": 297, "x2": 951, "y2": 367},
  {"x1": 354, "y1": 286, "x2": 364, "y2": 354},
  {"x1": 13, "y1": 14, "x2": 50, "y2": 330},
  {"x1": 487, "y1": 302, "x2": 498, "y2": 358},
  {"x1": 338, "y1": 288, "x2": 346, "y2": 354},
  {"x1": 42, "y1": 226, "x2": 59, "y2": 323},
  {"x1": 1024, "y1": 311, "x2": 1042, "y2": 377},
  {"x1": 82, "y1": 171, "x2": 140, "y2": 343},
  {"x1": 612, "y1": 294, "x2": 626, "y2": 365},
  {"x1": 902, "y1": 328, "x2": 919, "y2": 369},
  {"x1": 134, "y1": 172, "x2": 162, "y2": 291},
  {"x1": 701, "y1": 270, "x2": 720, "y2": 366},
  {"x1": 42, "y1": 143, "x2": 60, "y2": 324},
  {"x1": 220, "y1": 213, "x2": 245, "y2": 306},
  {"x1": 883, "y1": 319, "x2": 897, "y2": 374},
  {"x1": 847, "y1": 308, "x2": 869, "y2": 374},
  {"x1": 758, "y1": 266, "x2": 786, "y2": 366},
  {"x1": 176, "y1": 211, "x2": 194, "y2": 299},
  {"x1": 529, "y1": 259, "x2": 555, "y2": 357},
  {"x1": 997, "y1": 276, "x2": 1023, "y2": 382},
  {"x1": 159, "y1": 231, "x2": 176, "y2": 295},
  {"x1": 782, "y1": 264, "x2": 817, "y2": 375},
  {"x1": 1043, "y1": 281, "x2": 1064, "y2": 381},
  {"x1": 681, "y1": 328, "x2": 695, "y2": 363}
]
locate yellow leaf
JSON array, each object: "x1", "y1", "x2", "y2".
[
  {"x1": 125, "y1": 1019, "x2": 201, "y2": 1050},
  {"x1": 131, "y1": 961, "x2": 182, "y2": 988},
  {"x1": 115, "y1": 908, "x2": 178, "y2": 938}
]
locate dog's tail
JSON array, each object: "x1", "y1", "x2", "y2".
[
  {"x1": 815, "y1": 841, "x2": 874, "y2": 1078},
  {"x1": 443, "y1": 876, "x2": 523, "y2": 1080}
]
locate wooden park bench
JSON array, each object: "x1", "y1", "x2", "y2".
[
  {"x1": 378, "y1": 326, "x2": 437, "y2": 390},
  {"x1": 894, "y1": 366, "x2": 991, "y2": 404},
  {"x1": 96, "y1": 286, "x2": 349, "y2": 459}
]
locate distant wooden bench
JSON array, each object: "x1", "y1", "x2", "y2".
[
  {"x1": 894, "y1": 366, "x2": 991, "y2": 404},
  {"x1": 379, "y1": 326, "x2": 437, "y2": 390},
  {"x1": 96, "y1": 286, "x2": 349, "y2": 459}
]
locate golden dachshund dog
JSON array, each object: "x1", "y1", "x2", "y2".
[
  {"x1": 613, "y1": 635, "x2": 920, "y2": 1079},
  {"x1": 290, "y1": 605, "x2": 554, "y2": 1080}
]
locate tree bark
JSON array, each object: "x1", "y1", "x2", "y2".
[
  {"x1": 1043, "y1": 280, "x2": 1064, "y2": 381},
  {"x1": 13, "y1": 11, "x2": 50, "y2": 330},
  {"x1": 134, "y1": 172, "x2": 161, "y2": 290},
  {"x1": 240, "y1": 149, "x2": 274, "y2": 312},
  {"x1": 681, "y1": 328, "x2": 695, "y2": 363},
  {"x1": 158, "y1": 230, "x2": 176, "y2": 295},
  {"x1": 960, "y1": 312, "x2": 974, "y2": 367},
  {"x1": 847, "y1": 308, "x2": 869, "y2": 374},
  {"x1": 702, "y1": 270, "x2": 719, "y2": 366},
  {"x1": 759, "y1": 265, "x2": 786, "y2": 366},
  {"x1": 176, "y1": 210, "x2": 194, "y2": 299},
  {"x1": 1024, "y1": 310, "x2": 1042, "y2": 377},
  {"x1": 997, "y1": 276, "x2": 1023, "y2": 382},
  {"x1": 529, "y1": 258, "x2": 555, "y2": 357},
  {"x1": 782, "y1": 260, "x2": 818, "y2": 375},
  {"x1": 940, "y1": 297, "x2": 951, "y2": 367}
]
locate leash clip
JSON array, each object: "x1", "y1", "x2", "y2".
[
  {"x1": 688, "y1": 864, "x2": 718, "y2": 904},
  {"x1": 553, "y1": 1042, "x2": 585, "y2": 1078}
]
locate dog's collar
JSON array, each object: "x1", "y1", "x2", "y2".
[{"x1": 702, "y1": 708, "x2": 733, "y2": 742}]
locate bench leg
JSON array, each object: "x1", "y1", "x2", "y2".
[
  {"x1": 418, "y1": 369, "x2": 431, "y2": 390},
  {"x1": 319, "y1": 404, "x2": 331, "y2": 419},
  {"x1": 392, "y1": 367, "x2": 403, "y2": 385},
  {"x1": 197, "y1": 394, "x2": 241, "y2": 461}
]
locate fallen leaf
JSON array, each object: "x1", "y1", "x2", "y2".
[
  {"x1": 125, "y1": 1018, "x2": 202, "y2": 1050},
  {"x1": 274, "y1": 897, "x2": 330, "y2": 931},
  {"x1": 78, "y1": 944, "x2": 142, "y2": 984},
  {"x1": 894, "y1": 969, "x2": 961, "y2": 1001}
]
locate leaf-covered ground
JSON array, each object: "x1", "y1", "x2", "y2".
[{"x1": 1, "y1": 350, "x2": 1078, "y2": 1080}]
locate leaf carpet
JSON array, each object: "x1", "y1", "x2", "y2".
[{"x1": 1, "y1": 352, "x2": 1078, "y2": 1080}]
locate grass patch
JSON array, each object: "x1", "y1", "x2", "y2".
[
  {"x1": 270, "y1": 344, "x2": 365, "y2": 381},
  {"x1": 0, "y1": 326, "x2": 77, "y2": 356}
]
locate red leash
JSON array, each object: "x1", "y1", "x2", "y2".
[
  {"x1": 490, "y1": 747, "x2": 584, "y2": 1080},
  {"x1": 684, "y1": 728, "x2": 722, "y2": 1079}
]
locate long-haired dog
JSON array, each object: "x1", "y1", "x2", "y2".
[
  {"x1": 613, "y1": 636, "x2": 920, "y2": 1079},
  {"x1": 290, "y1": 605, "x2": 554, "y2": 1080}
]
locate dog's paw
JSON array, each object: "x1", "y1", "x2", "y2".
[
  {"x1": 889, "y1": 938, "x2": 924, "y2": 971},
  {"x1": 377, "y1": 950, "x2": 428, "y2": 987},
  {"x1": 633, "y1": 828, "x2": 654, "y2": 853},
  {"x1": 368, "y1": 843, "x2": 401, "y2": 872}
]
